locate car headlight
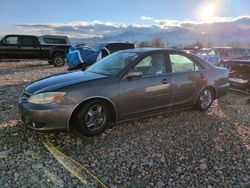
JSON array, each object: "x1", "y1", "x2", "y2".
[{"x1": 27, "y1": 92, "x2": 66, "y2": 104}]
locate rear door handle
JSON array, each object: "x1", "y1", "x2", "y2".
[{"x1": 161, "y1": 78, "x2": 168, "y2": 84}]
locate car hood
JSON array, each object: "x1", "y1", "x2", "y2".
[{"x1": 25, "y1": 71, "x2": 107, "y2": 94}]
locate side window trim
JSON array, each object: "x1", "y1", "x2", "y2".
[{"x1": 164, "y1": 51, "x2": 172, "y2": 73}]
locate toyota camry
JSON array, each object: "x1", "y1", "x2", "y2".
[{"x1": 19, "y1": 48, "x2": 229, "y2": 136}]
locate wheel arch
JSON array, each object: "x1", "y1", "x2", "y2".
[
  {"x1": 68, "y1": 97, "x2": 117, "y2": 130},
  {"x1": 51, "y1": 50, "x2": 65, "y2": 58}
]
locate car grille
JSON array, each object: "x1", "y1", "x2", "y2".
[{"x1": 19, "y1": 91, "x2": 31, "y2": 102}]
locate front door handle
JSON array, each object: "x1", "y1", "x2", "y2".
[{"x1": 161, "y1": 78, "x2": 168, "y2": 84}]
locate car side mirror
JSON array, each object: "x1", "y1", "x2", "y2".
[{"x1": 127, "y1": 71, "x2": 143, "y2": 79}]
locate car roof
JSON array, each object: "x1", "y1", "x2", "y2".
[
  {"x1": 119, "y1": 48, "x2": 181, "y2": 53},
  {"x1": 4, "y1": 34, "x2": 37, "y2": 37},
  {"x1": 39, "y1": 35, "x2": 69, "y2": 39},
  {"x1": 4, "y1": 34, "x2": 69, "y2": 39},
  {"x1": 98, "y1": 42, "x2": 134, "y2": 45}
]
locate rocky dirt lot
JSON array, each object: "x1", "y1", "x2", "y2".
[{"x1": 0, "y1": 61, "x2": 249, "y2": 187}]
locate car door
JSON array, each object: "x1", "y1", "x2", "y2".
[
  {"x1": 0, "y1": 35, "x2": 21, "y2": 59},
  {"x1": 118, "y1": 52, "x2": 172, "y2": 119},
  {"x1": 20, "y1": 36, "x2": 40, "y2": 59},
  {"x1": 166, "y1": 52, "x2": 207, "y2": 106}
]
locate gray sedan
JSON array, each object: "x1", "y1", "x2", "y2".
[{"x1": 19, "y1": 48, "x2": 229, "y2": 136}]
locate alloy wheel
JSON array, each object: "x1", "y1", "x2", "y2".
[
  {"x1": 199, "y1": 89, "x2": 212, "y2": 109},
  {"x1": 84, "y1": 105, "x2": 106, "y2": 131}
]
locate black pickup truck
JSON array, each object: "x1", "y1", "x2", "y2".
[{"x1": 0, "y1": 35, "x2": 71, "y2": 66}]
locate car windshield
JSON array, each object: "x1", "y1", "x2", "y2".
[{"x1": 87, "y1": 52, "x2": 137, "y2": 76}]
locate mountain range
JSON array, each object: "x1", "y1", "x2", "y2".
[{"x1": 70, "y1": 17, "x2": 250, "y2": 47}]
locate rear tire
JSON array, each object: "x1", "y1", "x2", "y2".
[
  {"x1": 195, "y1": 88, "x2": 214, "y2": 111},
  {"x1": 74, "y1": 100, "x2": 110, "y2": 136},
  {"x1": 52, "y1": 55, "x2": 65, "y2": 67}
]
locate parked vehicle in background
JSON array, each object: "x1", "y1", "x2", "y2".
[
  {"x1": 19, "y1": 48, "x2": 229, "y2": 136},
  {"x1": 66, "y1": 42, "x2": 135, "y2": 70},
  {"x1": 199, "y1": 54, "x2": 221, "y2": 66},
  {"x1": 219, "y1": 59, "x2": 250, "y2": 94},
  {"x1": 201, "y1": 47, "x2": 249, "y2": 61},
  {"x1": 0, "y1": 35, "x2": 71, "y2": 66},
  {"x1": 235, "y1": 55, "x2": 250, "y2": 60},
  {"x1": 242, "y1": 56, "x2": 250, "y2": 60}
]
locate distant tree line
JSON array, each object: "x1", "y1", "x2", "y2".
[
  {"x1": 182, "y1": 41, "x2": 250, "y2": 49},
  {"x1": 137, "y1": 38, "x2": 165, "y2": 48},
  {"x1": 136, "y1": 38, "x2": 250, "y2": 49}
]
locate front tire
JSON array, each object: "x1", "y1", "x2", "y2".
[
  {"x1": 195, "y1": 88, "x2": 214, "y2": 111},
  {"x1": 52, "y1": 55, "x2": 65, "y2": 67},
  {"x1": 74, "y1": 101, "x2": 110, "y2": 136}
]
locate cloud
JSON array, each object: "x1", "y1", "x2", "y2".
[
  {"x1": 154, "y1": 19, "x2": 182, "y2": 28},
  {"x1": 153, "y1": 15, "x2": 250, "y2": 28},
  {"x1": 13, "y1": 16, "x2": 250, "y2": 46},
  {"x1": 140, "y1": 16, "x2": 153, "y2": 20},
  {"x1": 16, "y1": 21, "x2": 127, "y2": 38}
]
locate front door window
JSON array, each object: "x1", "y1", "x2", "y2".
[
  {"x1": 3, "y1": 36, "x2": 19, "y2": 45},
  {"x1": 133, "y1": 53, "x2": 166, "y2": 76}
]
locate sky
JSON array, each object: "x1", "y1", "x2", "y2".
[{"x1": 0, "y1": 0, "x2": 250, "y2": 39}]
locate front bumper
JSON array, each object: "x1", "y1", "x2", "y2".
[{"x1": 18, "y1": 101, "x2": 75, "y2": 131}]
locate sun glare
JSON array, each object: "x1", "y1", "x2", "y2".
[{"x1": 199, "y1": 3, "x2": 216, "y2": 21}]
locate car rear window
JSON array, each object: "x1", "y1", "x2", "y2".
[{"x1": 44, "y1": 38, "x2": 67, "y2": 44}]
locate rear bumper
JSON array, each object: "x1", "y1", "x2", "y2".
[
  {"x1": 18, "y1": 102, "x2": 75, "y2": 131},
  {"x1": 216, "y1": 82, "x2": 230, "y2": 98},
  {"x1": 229, "y1": 77, "x2": 250, "y2": 93}
]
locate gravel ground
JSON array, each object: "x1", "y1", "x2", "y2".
[{"x1": 0, "y1": 61, "x2": 249, "y2": 187}]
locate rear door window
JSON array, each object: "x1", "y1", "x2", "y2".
[
  {"x1": 21, "y1": 37, "x2": 37, "y2": 46},
  {"x1": 169, "y1": 53, "x2": 203, "y2": 73}
]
